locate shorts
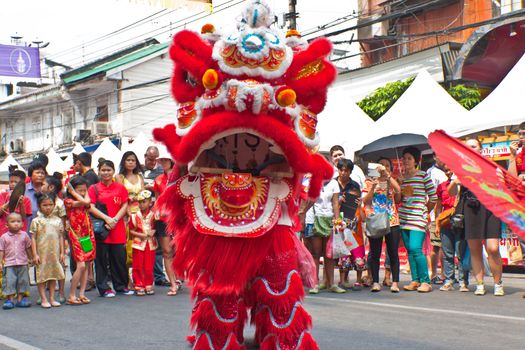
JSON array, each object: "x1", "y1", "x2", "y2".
[
  {"x1": 464, "y1": 203, "x2": 502, "y2": 240},
  {"x1": 2, "y1": 266, "x2": 30, "y2": 296},
  {"x1": 429, "y1": 221, "x2": 442, "y2": 247},
  {"x1": 155, "y1": 220, "x2": 167, "y2": 238},
  {"x1": 339, "y1": 253, "x2": 366, "y2": 271},
  {"x1": 303, "y1": 224, "x2": 314, "y2": 238}
]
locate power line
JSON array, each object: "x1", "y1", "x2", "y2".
[
  {"x1": 307, "y1": 0, "x2": 448, "y2": 40},
  {"x1": 60, "y1": 0, "x2": 244, "y2": 68},
  {"x1": 47, "y1": 8, "x2": 173, "y2": 60}
]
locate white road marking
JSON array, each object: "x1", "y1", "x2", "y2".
[
  {"x1": 0, "y1": 335, "x2": 41, "y2": 350},
  {"x1": 306, "y1": 296, "x2": 525, "y2": 322}
]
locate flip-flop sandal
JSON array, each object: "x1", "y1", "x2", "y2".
[
  {"x1": 78, "y1": 296, "x2": 91, "y2": 304},
  {"x1": 136, "y1": 289, "x2": 146, "y2": 296},
  {"x1": 145, "y1": 289, "x2": 155, "y2": 295},
  {"x1": 167, "y1": 289, "x2": 178, "y2": 296},
  {"x1": 66, "y1": 297, "x2": 82, "y2": 306}
]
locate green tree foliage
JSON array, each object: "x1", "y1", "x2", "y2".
[
  {"x1": 357, "y1": 77, "x2": 481, "y2": 120},
  {"x1": 447, "y1": 84, "x2": 481, "y2": 110},
  {"x1": 357, "y1": 76, "x2": 415, "y2": 121}
]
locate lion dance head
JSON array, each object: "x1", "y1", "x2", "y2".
[{"x1": 153, "y1": 1, "x2": 336, "y2": 348}]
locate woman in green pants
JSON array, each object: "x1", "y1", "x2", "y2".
[{"x1": 398, "y1": 147, "x2": 437, "y2": 293}]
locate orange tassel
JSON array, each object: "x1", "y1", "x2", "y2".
[{"x1": 203, "y1": 69, "x2": 219, "y2": 90}]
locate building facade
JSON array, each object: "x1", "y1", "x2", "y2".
[{"x1": 0, "y1": 39, "x2": 175, "y2": 164}]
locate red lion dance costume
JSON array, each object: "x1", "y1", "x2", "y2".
[{"x1": 153, "y1": 1, "x2": 336, "y2": 348}]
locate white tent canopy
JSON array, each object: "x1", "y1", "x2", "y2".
[
  {"x1": 317, "y1": 87, "x2": 375, "y2": 155},
  {"x1": 0, "y1": 155, "x2": 24, "y2": 182},
  {"x1": 46, "y1": 148, "x2": 69, "y2": 174},
  {"x1": 373, "y1": 69, "x2": 468, "y2": 141},
  {"x1": 64, "y1": 143, "x2": 87, "y2": 169},
  {"x1": 121, "y1": 132, "x2": 152, "y2": 163},
  {"x1": 0, "y1": 155, "x2": 24, "y2": 173},
  {"x1": 91, "y1": 138, "x2": 123, "y2": 171},
  {"x1": 451, "y1": 53, "x2": 525, "y2": 137}
]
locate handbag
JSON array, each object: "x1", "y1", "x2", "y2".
[
  {"x1": 365, "y1": 180, "x2": 390, "y2": 239},
  {"x1": 451, "y1": 187, "x2": 466, "y2": 234},
  {"x1": 91, "y1": 184, "x2": 110, "y2": 241},
  {"x1": 70, "y1": 214, "x2": 94, "y2": 253}
]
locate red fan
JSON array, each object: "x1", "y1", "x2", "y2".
[{"x1": 428, "y1": 130, "x2": 525, "y2": 238}]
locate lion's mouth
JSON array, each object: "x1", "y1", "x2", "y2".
[{"x1": 188, "y1": 129, "x2": 294, "y2": 178}]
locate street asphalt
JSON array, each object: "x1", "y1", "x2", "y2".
[{"x1": 1, "y1": 271, "x2": 525, "y2": 350}]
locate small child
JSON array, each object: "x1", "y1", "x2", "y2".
[
  {"x1": 31, "y1": 193, "x2": 65, "y2": 309},
  {"x1": 128, "y1": 190, "x2": 158, "y2": 296},
  {"x1": 64, "y1": 176, "x2": 96, "y2": 305},
  {"x1": 0, "y1": 213, "x2": 32, "y2": 309},
  {"x1": 0, "y1": 169, "x2": 32, "y2": 299},
  {"x1": 42, "y1": 172, "x2": 67, "y2": 303}
]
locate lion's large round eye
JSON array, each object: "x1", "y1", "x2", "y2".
[
  {"x1": 265, "y1": 32, "x2": 279, "y2": 45},
  {"x1": 241, "y1": 33, "x2": 265, "y2": 53}
]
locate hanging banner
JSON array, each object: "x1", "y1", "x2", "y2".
[{"x1": 0, "y1": 44, "x2": 41, "y2": 79}]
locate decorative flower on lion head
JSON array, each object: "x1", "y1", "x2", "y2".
[{"x1": 153, "y1": 1, "x2": 336, "y2": 349}]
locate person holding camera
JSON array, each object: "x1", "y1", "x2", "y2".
[
  {"x1": 448, "y1": 138, "x2": 503, "y2": 296},
  {"x1": 362, "y1": 157, "x2": 401, "y2": 293}
]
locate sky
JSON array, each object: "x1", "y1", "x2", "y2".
[{"x1": 0, "y1": 0, "x2": 360, "y2": 69}]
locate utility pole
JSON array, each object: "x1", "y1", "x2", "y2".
[{"x1": 288, "y1": 0, "x2": 298, "y2": 30}]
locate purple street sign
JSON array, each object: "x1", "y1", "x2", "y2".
[{"x1": 0, "y1": 44, "x2": 41, "y2": 79}]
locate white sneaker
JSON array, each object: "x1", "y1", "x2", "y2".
[
  {"x1": 474, "y1": 284, "x2": 486, "y2": 296},
  {"x1": 439, "y1": 282, "x2": 454, "y2": 291},
  {"x1": 494, "y1": 283, "x2": 504, "y2": 296},
  {"x1": 308, "y1": 286, "x2": 319, "y2": 294},
  {"x1": 329, "y1": 284, "x2": 347, "y2": 293}
]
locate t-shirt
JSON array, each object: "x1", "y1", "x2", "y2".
[
  {"x1": 332, "y1": 164, "x2": 366, "y2": 190},
  {"x1": 351, "y1": 165, "x2": 366, "y2": 190},
  {"x1": 335, "y1": 177, "x2": 361, "y2": 220},
  {"x1": 436, "y1": 180, "x2": 455, "y2": 211},
  {"x1": 362, "y1": 178, "x2": 399, "y2": 227},
  {"x1": 398, "y1": 171, "x2": 437, "y2": 232},
  {"x1": 426, "y1": 165, "x2": 448, "y2": 190},
  {"x1": 0, "y1": 231, "x2": 31, "y2": 267},
  {"x1": 0, "y1": 192, "x2": 33, "y2": 234},
  {"x1": 143, "y1": 166, "x2": 164, "y2": 188},
  {"x1": 88, "y1": 181, "x2": 128, "y2": 244},
  {"x1": 24, "y1": 182, "x2": 39, "y2": 230},
  {"x1": 82, "y1": 169, "x2": 99, "y2": 187},
  {"x1": 153, "y1": 173, "x2": 168, "y2": 194},
  {"x1": 312, "y1": 179, "x2": 339, "y2": 218},
  {"x1": 426, "y1": 165, "x2": 448, "y2": 221}
]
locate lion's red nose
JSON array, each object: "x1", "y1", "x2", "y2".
[{"x1": 219, "y1": 173, "x2": 256, "y2": 208}]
